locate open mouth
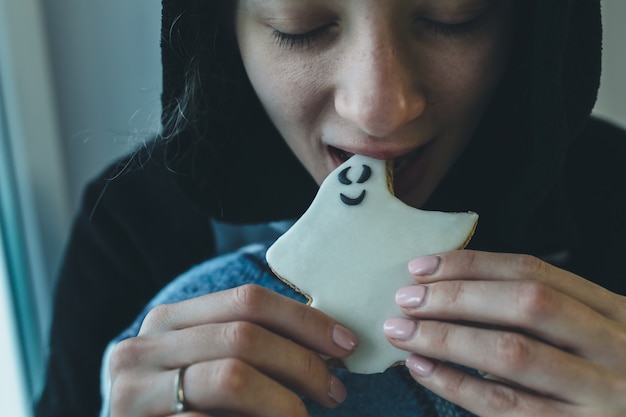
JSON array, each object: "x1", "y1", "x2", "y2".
[
  {"x1": 327, "y1": 142, "x2": 434, "y2": 201},
  {"x1": 328, "y1": 145, "x2": 422, "y2": 176},
  {"x1": 391, "y1": 148, "x2": 422, "y2": 177},
  {"x1": 328, "y1": 146, "x2": 356, "y2": 163}
]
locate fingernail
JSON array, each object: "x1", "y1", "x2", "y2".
[
  {"x1": 332, "y1": 324, "x2": 359, "y2": 351},
  {"x1": 383, "y1": 318, "x2": 417, "y2": 340},
  {"x1": 396, "y1": 285, "x2": 427, "y2": 308},
  {"x1": 328, "y1": 374, "x2": 347, "y2": 403},
  {"x1": 406, "y1": 354, "x2": 436, "y2": 377},
  {"x1": 408, "y1": 255, "x2": 441, "y2": 276}
]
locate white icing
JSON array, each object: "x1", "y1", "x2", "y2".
[{"x1": 266, "y1": 155, "x2": 478, "y2": 374}]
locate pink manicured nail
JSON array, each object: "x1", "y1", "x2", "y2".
[
  {"x1": 328, "y1": 375, "x2": 347, "y2": 403},
  {"x1": 383, "y1": 318, "x2": 417, "y2": 340},
  {"x1": 332, "y1": 324, "x2": 360, "y2": 351},
  {"x1": 406, "y1": 354, "x2": 436, "y2": 377},
  {"x1": 408, "y1": 255, "x2": 441, "y2": 276},
  {"x1": 396, "y1": 285, "x2": 427, "y2": 308}
]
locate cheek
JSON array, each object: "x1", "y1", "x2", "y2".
[
  {"x1": 239, "y1": 48, "x2": 331, "y2": 180},
  {"x1": 432, "y1": 37, "x2": 510, "y2": 131},
  {"x1": 426, "y1": 3, "x2": 513, "y2": 127},
  {"x1": 244, "y1": 51, "x2": 325, "y2": 128}
]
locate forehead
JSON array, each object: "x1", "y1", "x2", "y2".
[{"x1": 237, "y1": 0, "x2": 499, "y2": 12}]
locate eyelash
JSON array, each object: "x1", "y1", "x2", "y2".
[
  {"x1": 272, "y1": 26, "x2": 330, "y2": 51},
  {"x1": 271, "y1": 15, "x2": 482, "y2": 51},
  {"x1": 418, "y1": 17, "x2": 482, "y2": 39}
]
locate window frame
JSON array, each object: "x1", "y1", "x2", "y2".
[{"x1": 0, "y1": 0, "x2": 71, "y2": 406}]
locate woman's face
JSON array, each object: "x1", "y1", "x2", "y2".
[{"x1": 235, "y1": 0, "x2": 514, "y2": 208}]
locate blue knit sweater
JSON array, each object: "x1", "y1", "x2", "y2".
[{"x1": 100, "y1": 243, "x2": 477, "y2": 417}]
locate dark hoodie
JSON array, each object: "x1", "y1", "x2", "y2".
[{"x1": 36, "y1": 0, "x2": 625, "y2": 416}]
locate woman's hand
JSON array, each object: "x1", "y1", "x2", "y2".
[
  {"x1": 384, "y1": 250, "x2": 626, "y2": 417},
  {"x1": 108, "y1": 284, "x2": 359, "y2": 417}
]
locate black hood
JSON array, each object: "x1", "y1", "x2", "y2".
[{"x1": 158, "y1": 0, "x2": 602, "y2": 253}]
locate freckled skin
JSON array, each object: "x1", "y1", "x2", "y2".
[{"x1": 235, "y1": 0, "x2": 514, "y2": 208}]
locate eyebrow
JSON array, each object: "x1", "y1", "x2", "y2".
[
  {"x1": 239, "y1": 0, "x2": 335, "y2": 26},
  {"x1": 240, "y1": 0, "x2": 497, "y2": 17}
]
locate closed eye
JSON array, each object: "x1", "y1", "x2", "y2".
[
  {"x1": 417, "y1": 16, "x2": 483, "y2": 39},
  {"x1": 272, "y1": 25, "x2": 333, "y2": 50}
]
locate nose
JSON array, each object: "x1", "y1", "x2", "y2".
[{"x1": 334, "y1": 31, "x2": 426, "y2": 138}]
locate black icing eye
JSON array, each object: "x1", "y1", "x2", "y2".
[
  {"x1": 357, "y1": 165, "x2": 371, "y2": 184},
  {"x1": 338, "y1": 167, "x2": 352, "y2": 185},
  {"x1": 337, "y1": 164, "x2": 372, "y2": 185}
]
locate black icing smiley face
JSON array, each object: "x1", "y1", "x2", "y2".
[{"x1": 338, "y1": 164, "x2": 372, "y2": 206}]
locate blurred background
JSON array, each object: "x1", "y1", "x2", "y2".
[{"x1": 0, "y1": 0, "x2": 624, "y2": 415}]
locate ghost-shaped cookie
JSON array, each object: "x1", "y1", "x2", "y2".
[{"x1": 266, "y1": 155, "x2": 478, "y2": 374}]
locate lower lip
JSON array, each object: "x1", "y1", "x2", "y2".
[{"x1": 392, "y1": 141, "x2": 434, "y2": 200}]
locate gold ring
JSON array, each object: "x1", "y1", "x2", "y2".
[{"x1": 173, "y1": 366, "x2": 188, "y2": 413}]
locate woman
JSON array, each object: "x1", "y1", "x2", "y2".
[{"x1": 37, "y1": 0, "x2": 626, "y2": 416}]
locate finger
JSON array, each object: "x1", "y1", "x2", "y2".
[
  {"x1": 111, "y1": 361, "x2": 311, "y2": 417},
  {"x1": 185, "y1": 361, "x2": 311, "y2": 417},
  {"x1": 405, "y1": 355, "x2": 576, "y2": 417},
  {"x1": 139, "y1": 284, "x2": 359, "y2": 357},
  {"x1": 408, "y1": 250, "x2": 626, "y2": 322},
  {"x1": 385, "y1": 319, "x2": 613, "y2": 404},
  {"x1": 111, "y1": 321, "x2": 346, "y2": 407},
  {"x1": 395, "y1": 279, "x2": 626, "y2": 369}
]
